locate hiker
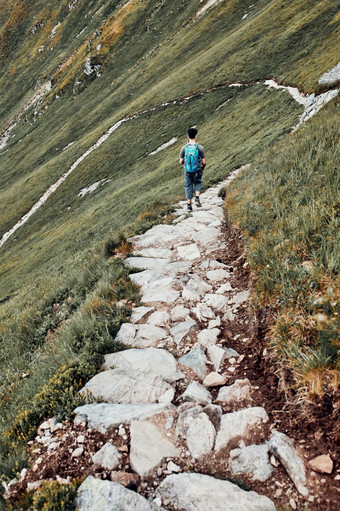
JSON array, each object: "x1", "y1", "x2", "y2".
[{"x1": 179, "y1": 127, "x2": 206, "y2": 212}]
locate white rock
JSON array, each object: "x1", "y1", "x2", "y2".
[
  {"x1": 167, "y1": 461, "x2": 181, "y2": 473},
  {"x1": 133, "y1": 248, "x2": 173, "y2": 259},
  {"x1": 206, "y1": 269, "x2": 230, "y2": 282},
  {"x1": 232, "y1": 290, "x2": 250, "y2": 306},
  {"x1": 74, "y1": 403, "x2": 174, "y2": 433},
  {"x1": 308, "y1": 454, "x2": 333, "y2": 474},
  {"x1": 130, "y1": 420, "x2": 179, "y2": 477},
  {"x1": 178, "y1": 346, "x2": 207, "y2": 380},
  {"x1": 216, "y1": 379, "x2": 252, "y2": 404},
  {"x1": 171, "y1": 304, "x2": 190, "y2": 321},
  {"x1": 176, "y1": 407, "x2": 215, "y2": 459},
  {"x1": 115, "y1": 323, "x2": 137, "y2": 344},
  {"x1": 216, "y1": 283, "x2": 233, "y2": 294},
  {"x1": 77, "y1": 476, "x2": 158, "y2": 510},
  {"x1": 130, "y1": 306, "x2": 154, "y2": 323},
  {"x1": 207, "y1": 345, "x2": 227, "y2": 372},
  {"x1": 182, "y1": 381, "x2": 212, "y2": 405},
  {"x1": 192, "y1": 227, "x2": 221, "y2": 246},
  {"x1": 80, "y1": 369, "x2": 174, "y2": 404},
  {"x1": 182, "y1": 275, "x2": 212, "y2": 301},
  {"x1": 268, "y1": 431, "x2": 308, "y2": 496},
  {"x1": 125, "y1": 256, "x2": 171, "y2": 270},
  {"x1": 203, "y1": 372, "x2": 227, "y2": 387},
  {"x1": 147, "y1": 310, "x2": 170, "y2": 326},
  {"x1": 103, "y1": 348, "x2": 183, "y2": 383},
  {"x1": 208, "y1": 316, "x2": 221, "y2": 329},
  {"x1": 193, "y1": 303, "x2": 215, "y2": 321},
  {"x1": 92, "y1": 443, "x2": 121, "y2": 470},
  {"x1": 197, "y1": 328, "x2": 220, "y2": 347},
  {"x1": 72, "y1": 446, "x2": 84, "y2": 458},
  {"x1": 177, "y1": 243, "x2": 201, "y2": 260},
  {"x1": 142, "y1": 278, "x2": 180, "y2": 304},
  {"x1": 215, "y1": 407, "x2": 269, "y2": 452},
  {"x1": 204, "y1": 294, "x2": 229, "y2": 311},
  {"x1": 155, "y1": 473, "x2": 276, "y2": 511},
  {"x1": 170, "y1": 320, "x2": 197, "y2": 345},
  {"x1": 228, "y1": 443, "x2": 274, "y2": 481}
]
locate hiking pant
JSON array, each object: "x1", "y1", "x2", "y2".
[{"x1": 184, "y1": 171, "x2": 203, "y2": 200}]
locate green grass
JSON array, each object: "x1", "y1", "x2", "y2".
[{"x1": 225, "y1": 98, "x2": 340, "y2": 400}]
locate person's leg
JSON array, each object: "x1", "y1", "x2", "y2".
[
  {"x1": 184, "y1": 172, "x2": 194, "y2": 210},
  {"x1": 194, "y1": 171, "x2": 203, "y2": 206}
]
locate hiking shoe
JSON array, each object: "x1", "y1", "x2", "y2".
[
  {"x1": 187, "y1": 203, "x2": 193, "y2": 212},
  {"x1": 195, "y1": 197, "x2": 202, "y2": 207}
]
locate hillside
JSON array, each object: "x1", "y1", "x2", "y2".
[{"x1": 0, "y1": 0, "x2": 339, "y2": 509}]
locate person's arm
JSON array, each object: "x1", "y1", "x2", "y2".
[
  {"x1": 199, "y1": 145, "x2": 206, "y2": 170},
  {"x1": 201, "y1": 157, "x2": 206, "y2": 170},
  {"x1": 179, "y1": 146, "x2": 185, "y2": 165}
]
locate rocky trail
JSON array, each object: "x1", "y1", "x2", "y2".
[{"x1": 6, "y1": 169, "x2": 338, "y2": 510}]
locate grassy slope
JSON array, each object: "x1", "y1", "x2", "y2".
[{"x1": 0, "y1": 0, "x2": 339, "y2": 501}]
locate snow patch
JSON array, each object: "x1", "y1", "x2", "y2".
[{"x1": 149, "y1": 138, "x2": 177, "y2": 156}]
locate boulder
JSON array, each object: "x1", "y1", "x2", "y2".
[
  {"x1": 203, "y1": 372, "x2": 227, "y2": 387},
  {"x1": 155, "y1": 473, "x2": 276, "y2": 511},
  {"x1": 130, "y1": 420, "x2": 179, "y2": 477},
  {"x1": 268, "y1": 431, "x2": 308, "y2": 496},
  {"x1": 197, "y1": 328, "x2": 220, "y2": 347},
  {"x1": 207, "y1": 345, "x2": 227, "y2": 372},
  {"x1": 215, "y1": 407, "x2": 269, "y2": 452},
  {"x1": 130, "y1": 306, "x2": 154, "y2": 323},
  {"x1": 147, "y1": 311, "x2": 170, "y2": 326}
]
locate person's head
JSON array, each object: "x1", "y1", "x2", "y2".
[{"x1": 187, "y1": 127, "x2": 198, "y2": 140}]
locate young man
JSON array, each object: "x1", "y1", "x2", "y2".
[{"x1": 179, "y1": 127, "x2": 206, "y2": 211}]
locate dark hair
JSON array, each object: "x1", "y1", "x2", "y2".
[{"x1": 188, "y1": 127, "x2": 198, "y2": 139}]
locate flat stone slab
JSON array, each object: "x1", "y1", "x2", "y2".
[
  {"x1": 116, "y1": 323, "x2": 169, "y2": 348},
  {"x1": 170, "y1": 320, "x2": 197, "y2": 345},
  {"x1": 74, "y1": 403, "x2": 174, "y2": 433},
  {"x1": 228, "y1": 443, "x2": 274, "y2": 482},
  {"x1": 141, "y1": 277, "x2": 180, "y2": 304},
  {"x1": 156, "y1": 473, "x2": 276, "y2": 511},
  {"x1": 147, "y1": 310, "x2": 170, "y2": 326},
  {"x1": 207, "y1": 345, "x2": 227, "y2": 372},
  {"x1": 215, "y1": 407, "x2": 269, "y2": 452},
  {"x1": 133, "y1": 248, "x2": 173, "y2": 259},
  {"x1": 177, "y1": 243, "x2": 201, "y2": 261},
  {"x1": 130, "y1": 420, "x2": 179, "y2": 477},
  {"x1": 204, "y1": 294, "x2": 229, "y2": 311},
  {"x1": 197, "y1": 328, "x2": 220, "y2": 347},
  {"x1": 268, "y1": 431, "x2": 308, "y2": 496},
  {"x1": 130, "y1": 306, "x2": 154, "y2": 323},
  {"x1": 182, "y1": 275, "x2": 212, "y2": 301},
  {"x1": 125, "y1": 257, "x2": 171, "y2": 270},
  {"x1": 192, "y1": 227, "x2": 221, "y2": 246},
  {"x1": 206, "y1": 269, "x2": 230, "y2": 282},
  {"x1": 77, "y1": 476, "x2": 161, "y2": 510},
  {"x1": 170, "y1": 304, "x2": 190, "y2": 321},
  {"x1": 178, "y1": 346, "x2": 208, "y2": 380},
  {"x1": 80, "y1": 369, "x2": 174, "y2": 404},
  {"x1": 103, "y1": 348, "x2": 183, "y2": 383},
  {"x1": 176, "y1": 406, "x2": 215, "y2": 459}
]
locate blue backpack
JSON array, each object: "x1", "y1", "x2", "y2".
[{"x1": 184, "y1": 143, "x2": 200, "y2": 173}]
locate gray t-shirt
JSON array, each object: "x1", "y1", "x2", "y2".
[{"x1": 180, "y1": 144, "x2": 205, "y2": 171}]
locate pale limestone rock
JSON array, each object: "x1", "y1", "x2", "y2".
[
  {"x1": 130, "y1": 306, "x2": 154, "y2": 323},
  {"x1": 147, "y1": 310, "x2": 170, "y2": 326},
  {"x1": 116, "y1": 323, "x2": 137, "y2": 344},
  {"x1": 133, "y1": 248, "x2": 173, "y2": 258},
  {"x1": 182, "y1": 275, "x2": 212, "y2": 301},
  {"x1": 216, "y1": 282, "x2": 233, "y2": 294},
  {"x1": 232, "y1": 290, "x2": 250, "y2": 306},
  {"x1": 181, "y1": 381, "x2": 212, "y2": 405},
  {"x1": 268, "y1": 431, "x2": 308, "y2": 496},
  {"x1": 216, "y1": 379, "x2": 252, "y2": 404},
  {"x1": 130, "y1": 420, "x2": 179, "y2": 477},
  {"x1": 103, "y1": 348, "x2": 183, "y2": 383},
  {"x1": 72, "y1": 446, "x2": 84, "y2": 458},
  {"x1": 156, "y1": 473, "x2": 276, "y2": 511},
  {"x1": 80, "y1": 369, "x2": 174, "y2": 404},
  {"x1": 204, "y1": 293, "x2": 229, "y2": 311},
  {"x1": 224, "y1": 347, "x2": 240, "y2": 358},
  {"x1": 308, "y1": 454, "x2": 333, "y2": 474},
  {"x1": 193, "y1": 303, "x2": 215, "y2": 321},
  {"x1": 177, "y1": 243, "x2": 201, "y2": 261},
  {"x1": 170, "y1": 320, "x2": 197, "y2": 345},
  {"x1": 167, "y1": 461, "x2": 180, "y2": 473},
  {"x1": 125, "y1": 256, "x2": 171, "y2": 270},
  {"x1": 207, "y1": 345, "x2": 227, "y2": 372},
  {"x1": 76, "y1": 476, "x2": 160, "y2": 510},
  {"x1": 142, "y1": 278, "x2": 180, "y2": 304},
  {"x1": 197, "y1": 328, "x2": 220, "y2": 347},
  {"x1": 92, "y1": 443, "x2": 121, "y2": 470},
  {"x1": 192, "y1": 227, "x2": 221, "y2": 245},
  {"x1": 228, "y1": 443, "x2": 274, "y2": 481},
  {"x1": 200, "y1": 259, "x2": 228, "y2": 269},
  {"x1": 74, "y1": 403, "x2": 174, "y2": 433},
  {"x1": 206, "y1": 269, "x2": 230, "y2": 282},
  {"x1": 176, "y1": 406, "x2": 215, "y2": 459},
  {"x1": 208, "y1": 316, "x2": 221, "y2": 329},
  {"x1": 178, "y1": 346, "x2": 207, "y2": 380},
  {"x1": 203, "y1": 372, "x2": 227, "y2": 387},
  {"x1": 170, "y1": 304, "x2": 190, "y2": 321},
  {"x1": 215, "y1": 407, "x2": 269, "y2": 452}
]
